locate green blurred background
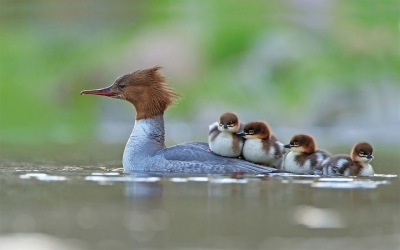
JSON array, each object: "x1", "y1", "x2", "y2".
[{"x1": 1, "y1": 0, "x2": 399, "y2": 164}]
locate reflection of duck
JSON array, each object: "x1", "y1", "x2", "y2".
[
  {"x1": 208, "y1": 112, "x2": 244, "y2": 158},
  {"x1": 81, "y1": 66, "x2": 278, "y2": 174},
  {"x1": 238, "y1": 121, "x2": 285, "y2": 169},
  {"x1": 283, "y1": 134, "x2": 331, "y2": 174},
  {"x1": 125, "y1": 176, "x2": 163, "y2": 199},
  {"x1": 320, "y1": 142, "x2": 375, "y2": 176}
]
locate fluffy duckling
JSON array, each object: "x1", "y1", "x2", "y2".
[
  {"x1": 283, "y1": 134, "x2": 331, "y2": 174},
  {"x1": 208, "y1": 112, "x2": 245, "y2": 158},
  {"x1": 320, "y1": 142, "x2": 375, "y2": 176},
  {"x1": 239, "y1": 121, "x2": 285, "y2": 169}
]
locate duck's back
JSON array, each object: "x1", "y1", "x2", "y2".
[
  {"x1": 160, "y1": 142, "x2": 278, "y2": 174},
  {"x1": 320, "y1": 154, "x2": 352, "y2": 176}
]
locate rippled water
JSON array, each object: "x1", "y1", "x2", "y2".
[
  {"x1": 0, "y1": 145, "x2": 399, "y2": 250},
  {"x1": 1, "y1": 171, "x2": 398, "y2": 249}
]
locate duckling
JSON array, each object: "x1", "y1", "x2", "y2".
[
  {"x1": 208, "y1": 112, "x2": 244, "y2": 158},
  {"x1": 320, "y1": 142, "x2": 375, "y2": 176},
  {"x1": 283, "y1": 134, "x2": 331, "y2": 175},
  {"x1": 239, "y1": 121, "x2": 285, "y2": 169}
]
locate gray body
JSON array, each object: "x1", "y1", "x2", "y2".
[{"x1": 123, "y1": 115, "x2": 279, "y2": 174}]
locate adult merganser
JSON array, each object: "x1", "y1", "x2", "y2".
[
  {"x1": 282, "y1": 134, "x2": 331, "y2": 174},
  {"x1": 320, "y1": 142, "x2": 375, "y2": 176},
  {"x1": 238, "y1": 121, "x2": 285, "y2": 169},
  {"x1": 208, "y1": 112, "x2": 245, "y2": 158},
  {"x1": 80, "y1": 66, "x2": 278, "y2": 174}
]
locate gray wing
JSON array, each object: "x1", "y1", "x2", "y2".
[
  {"x1": 269, "y1": 135, "x2": 286, "y2": 155},
  {"x1": 329, "y1": 154, "x2": 353, "y2": 174},
  {"x1": 208, "y1": 122, "x2": 219, "y2": 135},
  {"x1": 317, "y1": 149, "x2": 332, "y2": 157},
  {"x1": 160, "y1": 142, "x2": 279, "y2": 174},
  {"x1": 320, "y1": 154, "x2": 352, "y2": 176},
  {"x1": 312, "y1": 149, "x2": 332, "y2": 171}
]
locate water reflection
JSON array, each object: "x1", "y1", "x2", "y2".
[
  {"x1": 125, "y1": 180, "x2": 163, "y2": 199},
  {"x1": 291, "y1": 205, "x2": 346, "y2": 229},
  {"x1": 0, "y1": 233, "x2": 87, "y2": 250},
  {"x1": 20, "y1": 173, "x2": 67, "y2": 181},
  {"x1": 76, "y1": 207, "x2": 99, "y2": 230},
  {"x1": 1, "y1": 169, "x2": 399, "y2": 250}
]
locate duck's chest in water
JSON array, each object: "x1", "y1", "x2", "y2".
[
  {"x1": 358, "y1": 164, "x2": 374, "y2": 176},
  {"x1": 344, "y1": 163, "x2": 375, "y2": 176}
]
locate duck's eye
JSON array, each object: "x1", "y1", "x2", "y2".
[
  {"x1": 228, "y1": 123, "x2": 234, "y2": 127},
  {"x1": 119, "y1": 83, "x2": 126, "y2": 89},
  {"x1": 359, "y1": 151, "x2": 365, "y2": 156},
  {"x1": 248, "y1": 130, "x2": 254, "y2": 134},
  {"x1": 293, "y1": 142, "x2": 299, "y2": 146}
]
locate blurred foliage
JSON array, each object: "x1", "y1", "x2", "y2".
[{"x1": 0, "y1": 0, "x2": 398, "y2": 145}]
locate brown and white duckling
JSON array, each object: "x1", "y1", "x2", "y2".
[
  {"x1": 208, "y1": 112, "x2": 245, "y2": 158},
  {"x1": 320, "y1": 142, "x2": 375, "y2": 176},
  {"x1": 239, "y1": 121, "x2": 285, "y2": 169},
  {"x1": 283, "y1": 134, "x2": 331, "y2": 175}
]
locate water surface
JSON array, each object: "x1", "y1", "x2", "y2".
[{"x1": 0, "y1": 144, "x2": 399, "y2": 250}]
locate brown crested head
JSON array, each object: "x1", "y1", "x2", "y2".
[
  {"x1": 243, "y1": 121, "x2": 271, "y2": 139},
  {"x1": 219, "y1": 112, "x2": 239, "y2": 125},
  {"x1": 351, "y1": 142, "x2": 374, "y2": 162},
  {"x1": 286, "y1": 134, "x2": 316, "y2": 154},
  {"x1": 80, "y1": 66, "x2": 181, "y2": 120},
  {"x1": 219, "y1": 112, "x2": 240, "y2": 132}
]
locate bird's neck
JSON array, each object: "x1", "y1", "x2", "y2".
[{"x1": 123, "y1": 115, "x2": 166, "y2": 161}]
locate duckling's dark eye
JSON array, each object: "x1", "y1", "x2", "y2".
[
  {"x1": 248, "y1": 130, "x2": 254, "y2": 134},
  {"x1": 228, "y1": 122, "x2": 234, "y2": 127},
  {"x1": 119, "y1": 83, "x2": 126, "y2": 89},
  {"x1": 293, "y1": 142, "x2": 299, "y2": 146},
  {"x1": 359, "y1": 151, "x2": 365, "y2": 156}
]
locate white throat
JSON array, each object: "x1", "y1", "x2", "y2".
[{"x1": 123, "y1": 115, "x2": 166, "y2": 167}]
